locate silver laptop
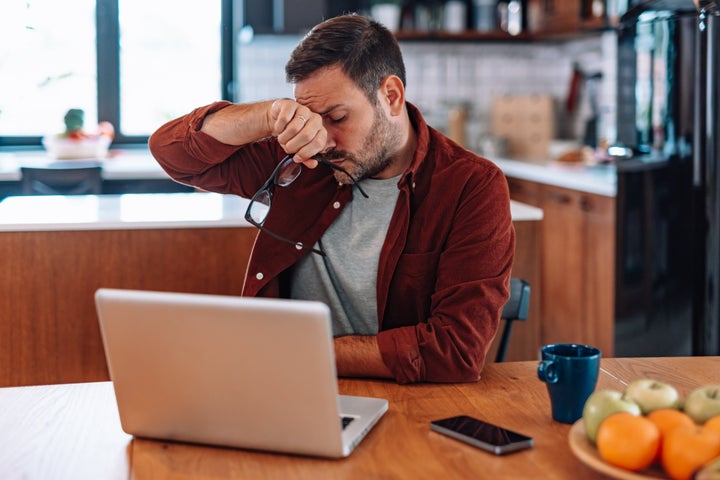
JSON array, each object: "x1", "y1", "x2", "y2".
[{"x1": 94, "y1": 288, "x2": 388, "y2": 458}]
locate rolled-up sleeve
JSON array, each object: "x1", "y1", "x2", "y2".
[{"x1": 148, "y1": 101, "x2": 281, "y2": 196}]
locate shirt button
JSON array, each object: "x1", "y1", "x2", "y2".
[
  {"x1": 255, "y1": 272, "x2": 264, "y2": 280},
  {"x1": 295, "y1": 243, "x2": 303, "y2": 250},
  {"x1": 412, "y1": 181, "x2": 416, "y2": 189},
  {"x1": 333, "y1": 201, "x2": 341, "y2": 209}
]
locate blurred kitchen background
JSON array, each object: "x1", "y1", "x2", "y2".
[
  {"x1": 0, "y1": 0, "x2": 618, "y2": 153},
  {"x1": 1, "y1": 0, "x2": 718, "y2": 360}
]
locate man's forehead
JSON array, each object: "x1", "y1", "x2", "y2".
[{"x1": 294, "y1": 75, "x2": 363, "y2": 113}]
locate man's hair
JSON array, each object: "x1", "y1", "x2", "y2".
[{"x1": 285, "y1": 14, "x2": 406, "y2": 103}]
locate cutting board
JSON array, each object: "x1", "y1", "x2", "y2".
[{"x1": 491, "y1": 95, "x2": 555, "y2": 159}]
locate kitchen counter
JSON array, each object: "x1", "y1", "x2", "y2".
[
  {"x1": 1, "y1": 148, "x2": 615, "y2": 197},
  {"x1": 0, "y1": 192, "x2": 542, "y2": 386},
  {"x1": 0, "y1": 192, "x2": 542, "y2": 232},
  {"x1": 492, "y1": 157, "x2": 617, "y2": 197}
]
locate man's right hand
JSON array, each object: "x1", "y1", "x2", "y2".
[{"x1": 269, "y1": 99, "x2": 326, "y2": 167}]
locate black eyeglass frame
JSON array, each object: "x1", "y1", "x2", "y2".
[{"x1": 244, "y1": 155, "x2": 368, "y2": 256}]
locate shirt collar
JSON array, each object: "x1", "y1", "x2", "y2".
[{"x1": 399, "y1": 102, "x2": 430, "y2": 190}]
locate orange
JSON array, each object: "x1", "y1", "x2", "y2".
[
  {"x1": 661, "y1": 425, "x2": 720, "y2": 480},
  {"x1": 647, "y1": 409, "x2": 697, "y2": 460},
  {"x1": 704, "y1": 415, "x2": 720, "y2": 438},
  {"x1": 596, "y1": 412, "x2": 661, "y2": 472}
]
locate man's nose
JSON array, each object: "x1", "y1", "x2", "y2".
[{"x1": 321, "y1": 127, "x2": 336, "y2": 154}]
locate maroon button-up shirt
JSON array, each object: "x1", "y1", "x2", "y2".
[{"x1": 149, "y1": 101, "x2": 515, "y2": 383}]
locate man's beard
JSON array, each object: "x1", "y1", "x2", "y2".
[{"x1": 324, "y1": 105, "x2": 403, "y2": 185}]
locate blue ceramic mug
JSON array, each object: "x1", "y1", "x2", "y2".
[{"x1": 537, "y1": 343, "x2": 601, "y2": 424}]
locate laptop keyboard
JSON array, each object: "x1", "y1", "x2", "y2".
[{"x1": 341, "y1": 416, "x2": 354, "y2": 429}]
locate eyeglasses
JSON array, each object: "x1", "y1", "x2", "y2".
[{"x1": 244, "y1": 155, "x2": 369, "y2": 256}]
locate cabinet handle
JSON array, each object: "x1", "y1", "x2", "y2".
[
  {"x1": 547, "y1": 191, "x2": 571, "y2": 204},
  {"x1": 580, "y1": 196, "x2": 593, "y2": 211}
]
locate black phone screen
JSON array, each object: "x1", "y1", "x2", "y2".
[{"x1": 430, "y1": 415, "x2": 534, "y2": 454}]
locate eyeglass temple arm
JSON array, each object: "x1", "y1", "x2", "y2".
[
  {"x1": 314, "y1": 157, "x2": 369, "y2": 198},
  {"x1": 246, "y1": 216, "x2": 326, "y2": 256}
]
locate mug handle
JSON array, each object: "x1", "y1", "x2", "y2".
[{"x1": 537, "y1": 360, "x2": 559, "y2": 384}]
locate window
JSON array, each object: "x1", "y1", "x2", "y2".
[
  {"x1": 0, "y1": 0, "x2": 231, "y2": 147},
  {"x1": 118, "y1": 0, "x2": 223, "y2": 136},
  {"x1": 0, "y1": 1, "x2": 97, "y2": 139}
]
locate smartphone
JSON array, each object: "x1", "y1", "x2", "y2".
[{"x1": 430, "y1": 415, "x2": 534, "y2": 455}]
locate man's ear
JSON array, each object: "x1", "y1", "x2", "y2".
[{"x1": 379, "y1": 75, "x2": 405, "y2": 116}]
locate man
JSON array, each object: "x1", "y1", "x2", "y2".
[{"x1": 149, "y1": 14, "x2": 515, "y2": 384}]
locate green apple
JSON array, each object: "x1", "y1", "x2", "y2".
[
  {"x1": 623, "y1": 378, "x2": 681, "y2": 414},
  {"x1": 683, "y1": 385, "x2": 720, "y2": 424},
  {"x1": 582, "y1": 389, "x2": 642, "y2": 444}
]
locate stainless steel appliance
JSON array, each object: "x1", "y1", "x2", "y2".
[{"x1": 614, "y1": 0, "x2": 719, "y2": 356}]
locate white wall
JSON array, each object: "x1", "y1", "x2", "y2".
[{"x1": 237, "y1": 32, "x2": 618, "y2": 152}]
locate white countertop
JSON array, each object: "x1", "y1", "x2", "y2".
[
  {"x1": 1, "y1": 148, "x2": 617, "y2": 197},
  {"x1": 493, "y1": 157, "x2": 617, "y2": 197},
  {"x1": 509, "y1": 200, "x2": 542, "y2": 221},
  {"x1": 0, "y1": 193, "x2": 541, "y2": 232},
  {"x1": 0, "y1": 193, "x2": 253, "y2": 231},
  {"x1": 0, "y1": 148, "x2": 170, "y2": 181}
]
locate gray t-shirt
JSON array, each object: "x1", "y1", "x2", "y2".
[{"x1": 290, "y1": 175, "x2": 401, "y2": 336}]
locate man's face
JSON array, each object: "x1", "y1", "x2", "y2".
[{"x1": 294, "y1": 65, "x2": 402, "y2": 183}]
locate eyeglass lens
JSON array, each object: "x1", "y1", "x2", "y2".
[
  {"x1": 247, "y1": 190, "x2": 271, "y2": 224},
  {"x1": 247, "y1": 157, "x2": 303, "y2": 225},
  {"x1": 276, "y1": 158, "x2": 302, "y2": 186}
]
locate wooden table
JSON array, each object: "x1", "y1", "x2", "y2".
[{"x1": 1, "y1": 356, "x2": 717, "y2": 479}]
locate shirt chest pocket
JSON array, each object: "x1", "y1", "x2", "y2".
[{"x1": 390, "y1": 251, "x2": 440, "y2": 314}]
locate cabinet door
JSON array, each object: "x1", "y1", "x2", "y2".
[
  {"x1": 507, "y1": 177, "x2": 542, "y2": 207},
  {"x1": 506, "y1": 177, "x2": 615, "y2": 357},
  {"x1": 580, "y1": 192, "x2": 615, "y2": 356},
  {"x1": 540, "y1": 185, "x2": 587, "y2": 344}
]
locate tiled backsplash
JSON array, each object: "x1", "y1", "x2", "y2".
[{"x1": 237, "y1": 32, "x2": 617, "y2": 153}]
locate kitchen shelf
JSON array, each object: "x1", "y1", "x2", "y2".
[
  {"x1": 393, "y1": 26, "x2": 612, "y2": 42},
  {"x1": 394, "y1": 29, "x2": 533, "y2": 42}
]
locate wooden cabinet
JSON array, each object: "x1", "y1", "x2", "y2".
[
  {"x1": 527, "y1": 0, "x2": 582, "y2": 35},
  {"x1": 507, "y1": 177, "x2": 615, "y2": 355},
  {"x1": 241, "y1": 0, "x2": 612, "y2": 40},
  {"x1": 392, "y1": 0, "x2": 611, "y2": 41},
  {"x1": 486, "y1": 215, "x2": 543, "y2": 362},
  {"x1": 0, "y1": 227, "x2": 257, "y2": 387}
]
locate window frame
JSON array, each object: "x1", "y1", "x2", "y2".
[{"x1": 0, "y1": 0, "x2": 234, "y2": 148}]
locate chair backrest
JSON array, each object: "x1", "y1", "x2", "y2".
[
  {"x1": 21, "y1": 166, "x2": 103, "y2": 195},
  {"x1": 495, "y1": 278, "x2": 531, "y2": 363}
]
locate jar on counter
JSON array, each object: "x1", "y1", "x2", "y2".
[
  {"x1": 474, "y1": 0, "x2": 497, "y2": 32},
  {"x1": 447, "y1": 104, "x2": 468, "y2": 148},
  {"x1": 444, "y1": 0, "x2": 468, "y2": 32},
  {"x1": 498, "y1": 0, "x2": 523, "y2": 35}
]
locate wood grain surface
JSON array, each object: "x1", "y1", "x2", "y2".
[
  {"x1": 2, "y1": 357, "x2": 717, "y2": 480},
  {"x1": 0, "y1": 227, "x2": 256, "y2": 387}
]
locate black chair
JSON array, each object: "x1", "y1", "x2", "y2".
[
  {"x1": 495, "y1": 278, "x2": 531, "y2": 363},
  {"x1": 20, "y1": 166, "x2": 103, "y2": 195}
]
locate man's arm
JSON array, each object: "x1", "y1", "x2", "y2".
[
  {"x1": 200, "y1": 99, "x2": 327, "y2": 164},
  {"x1": 150, "y1": 98, "x2": 328, "y2": 174},
  {"x1": 334, "y1": 335, "x2": 393, "y2": 379},
  {"x1": 198, "y1": 101, "x2": 275, "y2": 145}
]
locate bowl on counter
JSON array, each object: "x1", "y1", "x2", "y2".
[{"x1": 42, "y1": 135, "x2": 112, "y2": 160}]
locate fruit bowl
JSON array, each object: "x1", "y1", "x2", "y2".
[
  {"x1": 42, "y1": 134, "x2": 112, "y2": 160},
  {"x1": 569, "y1": 420, "x2": 666, "y2": 479}
]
